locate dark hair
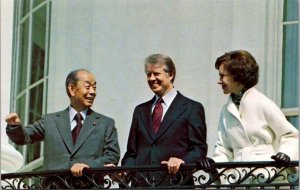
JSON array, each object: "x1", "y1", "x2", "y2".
[
  {"x1": 215, "y1": 50, "x2": 259, "y2": 89},
  {"x1": 65, "y1": 69, "x2": 90, "y2": 97},
  {"x1": 144, "y1": 54, "x2": 176, "y2": 83}
]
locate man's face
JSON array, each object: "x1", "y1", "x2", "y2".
[
  {"x1": 69, "y1": 71, "x2": 97, "y2": 111},
  {"x1": 145, "y1": 63, "x2": 173, "y2": 97},
  {"x1": 218, "y1": 64, "x2": 244, "y2": 94}
]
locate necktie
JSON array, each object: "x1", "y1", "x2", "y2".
[
  {"x1": 152, "y1": 98, "x2": 163, "y2": 134},
  {"x1": 72, "y1": 113, "x2": 83, "y2": 144}
]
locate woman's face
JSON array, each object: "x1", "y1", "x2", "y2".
[{"x1": 218, "y1": 63, "x2": 244, "y2": 94}]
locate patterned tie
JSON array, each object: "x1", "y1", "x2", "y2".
[
  {"x1": 152, "y1": 98, "x2": 163, "y2": 134},
  {"x1": 72, "y1": 113, "x2": 83, "y2": 144}
]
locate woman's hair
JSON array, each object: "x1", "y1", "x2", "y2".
[
  {"x1": 215, "y1": 50, "x2": 259, "y2": 89},
  {"x1": 144, "y1": 53, "x2": 176, "y2": 83}
]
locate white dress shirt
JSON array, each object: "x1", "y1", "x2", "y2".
[
  {"x1": 69, "y1": 106, "x2": 88, "y2": 131},
  {"x1": 152, "y1": 88, "x2": 177, "y2": 121}
]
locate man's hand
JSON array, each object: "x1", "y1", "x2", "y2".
[
  {"x1": 5, "y1": 113, "x2": 21, "y2": 126},
  {"x1": 70, "y1": 163, "x2": 90, "y2": 177},
  {"x1": 161, "y1": 157, "x2": 185, "y2": 174}
]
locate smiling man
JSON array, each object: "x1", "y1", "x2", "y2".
[
  {"x1": 121, "y1": 54, "x2": 209, "y2": 187},
  {"x1": 6, "y1": 69, "x2": 120, "y2": 178}
]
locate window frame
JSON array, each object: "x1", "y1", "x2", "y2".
[
  {"x1": 11, "y1": 0, "x2": 51, "y2": 171},
  {"x1": 281, "y1": 0, "x2": 299, "y2": 122}
]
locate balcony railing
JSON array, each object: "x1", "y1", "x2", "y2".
[{"x1": 1, "y1": 161, "x2": 299, "y2": 189}]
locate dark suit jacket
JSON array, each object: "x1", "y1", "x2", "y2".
[
  {"x1": 121, "y1": 91, "x2": 207, "y2": 172},
  {"x1": 6, "y1": 108, "x2": 120, "y2": 170}
]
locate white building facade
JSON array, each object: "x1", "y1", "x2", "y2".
[{"x1": 1, "y1": 0, "x2": 298, "y2": 172}]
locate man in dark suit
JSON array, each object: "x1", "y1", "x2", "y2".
[
  {"x1": 6, "y1": 69, "x2": 120, "y2": 179},
  {"x1": 121, "y1": 54, "x2": 210, "y2": 187}
]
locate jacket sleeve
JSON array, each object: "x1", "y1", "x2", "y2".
[
  {"x1": 263, "y1": 100, "x2": 299, "y2": 160},
  {"x1": 6, "y1": 119, "x2": 45, "y2": 145},
  {"x1": 121, "y1": 107, "x2": 138, "y2": 167},
  {"x1": 213, "y1": 109, "x2": 234, "y2": 162},
  {"x1": 182, "y1": 102, "x2": 208, "y2": 163}
]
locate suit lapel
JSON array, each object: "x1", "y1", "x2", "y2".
[
  {"x1": 55, "y1": 108, "x2": 73, "y2": 153},
  {"x1": 140, "y1": 97, "x2": 156, "y2": 140},
  {"x1": 155, "y1": 92, "x2": 187, "y2": 139},
  {"x1": 72, "y1": 109, "x2": 98, "y2": 153}
]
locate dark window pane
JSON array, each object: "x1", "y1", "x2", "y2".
[
  {"x1": 15, "y1": 95, "x2": 26, "y2": 155},
  {"x1": 26, "y1": 84, "x2": 44, "y2": 163},
  {"x1": 30, "y1": 44, "x2": 45, "y2": 84},
  {"x1": 283, "y1": 0, "x2": 298, "y2": 22},
  {"x1": 18, "y1": 20, "x2": 30, "y2": 93},
  {"x1": 21, "y1": 0, "x2": 31, "y2": 18},
  {"x1": 16, "y1": 95, "x2": 26, "y2": 123},
  {"x1": 281, "y1": 24, "x2": 298, "y2": 108},
  {"x1": 26, "y1": 143, "x2": 41, "y2": 163},
  {"x1": 29, "y1": 84, "x2": 43, "y2": 122},
  {"x1": 31, "y1": 6, "x2": 46, "y2": 84},
  {"x1": 287, "y1": 116, "x2": 299, "y2": 129},
  {"x1": 33, "y1": 0, "x2": 46, "y2": 7}
]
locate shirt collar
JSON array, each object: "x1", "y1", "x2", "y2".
[
  {"x1": 153, "y1": 88, "x2": 177, "y2": 107},
  {"x1": 69, "y1": 106, "x2": 88, "y2": 121}
]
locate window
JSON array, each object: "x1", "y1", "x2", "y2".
[
  {"x1": 281, "y1": 0, "x2": 299, "y2": 128},
  {"x1": 11, "y1": 0, "x2": 51, "y2": 171}
]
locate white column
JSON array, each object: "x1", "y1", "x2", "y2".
[{"x1": 1, "y1": 0, "x2": 24, "y2": 173}]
